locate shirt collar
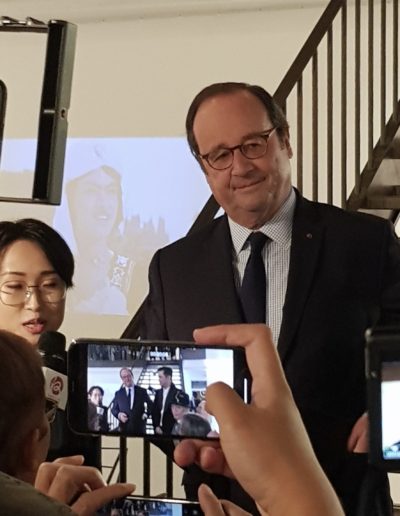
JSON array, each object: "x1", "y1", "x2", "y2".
[{"x1": 229, "y1": 187, "x2": 296, "y2": 255}]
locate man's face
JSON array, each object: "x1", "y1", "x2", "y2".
[
  {"x1": 171, "y1": 404, "x2": 188, "y2": 421},
  {"x1": 120, "y1": 369, "x2": 133, "y2": 387},
  {"x1": 193, "y1": 90, "x2": 293, "y2": 229},
  {"x1": 89, "y1": 388, "x2": 103, "y2": 406},
  {"x1": 158, "y1": 371, "x2": 172, "y2": 388}
]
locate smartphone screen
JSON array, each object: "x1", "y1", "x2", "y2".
[
  {"x1": 366, "y1": 327, "x2": 400, "y2": 471},
  {"x1": 68, "y1": 338, "x2": 239, "y2": 439},
  {"x1": 380, "y1": 360, "x2": 400, "y2": 461},
  {"x1": 97, "y1": 496, "x2": 203, "y2": 516}
]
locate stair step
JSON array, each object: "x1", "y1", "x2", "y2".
[{"x1": 361, "y1": 194, "x2": 400, "y2": 209}]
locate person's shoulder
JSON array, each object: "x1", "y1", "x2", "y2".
[
  {"x1": 157, "y1": 215, "x2": 226, "y2": 255},
  {"x1": 0, "y1": 471, "x2": 73, "y2": 515},
  {"x1": 299, "y1": 195, "x2": 393, "y2": 232}
]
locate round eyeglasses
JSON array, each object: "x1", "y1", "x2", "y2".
[
  {"x1": 199, "y1": 127, "x2": 276, "y2": 171},
  {"x1": 0, "y1": 278, "x2": 67, "y2": 307}
]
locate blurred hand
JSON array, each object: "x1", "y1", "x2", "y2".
[
  {"x1": 118, "y1": 412, "x2": 128, "y2": 423},
  {"x1": 198, "y1": 484, "x2": 251, "y2": 516},
  {"x1": 34, "y1": 456, "x2": 135, "y2": 516},
  {"x1": 174, "y1": 324, "x2": 344, "y2": 516},
  {"x1": 347, "y1": 412, "x2": 368, "y2": 453}
]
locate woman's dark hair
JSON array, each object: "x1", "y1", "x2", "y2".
[
  {"x1": 186, "y1": 82, "x2": 289, "y2": 160},
  {"x1": 0, "y1": 330, "x2": 45, "y2": 475},
  {"x1": 88, "y1": 385, "x2": 105, "y2": 396},
  {"x1": 180, "y1": 413, "x2": 212, "y2": 438},
  {"x1": 0, "y1": 218, "x2": 74, "y2": 288}
]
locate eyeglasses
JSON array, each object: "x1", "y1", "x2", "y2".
[
  {"x1": 199, "y1": 127, "x2": 276, "y2": 171},
  {"x1": 0, "y1": 278, "x2": 66, "y2": 306},
  {"x1": 45, "y1": 399, "x2": 58, "y2": 424}
]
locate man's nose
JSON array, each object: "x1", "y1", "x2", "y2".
[{"x1": 231, "y1": 148, "x2": 253, "y2": 175}]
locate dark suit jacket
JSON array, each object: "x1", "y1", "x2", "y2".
[
  {"x1": 88, "y1": 401, "x2": 109, "y2": 433},
  {"x1": 151, "y1": 383, "x2": 179, "y2": 435},
  {"x1": 138, "y1": 193, "x2": 400, "y2": 512},
  {"x1": 111, "y1": 385, "x2": 153, "y2": 435}
]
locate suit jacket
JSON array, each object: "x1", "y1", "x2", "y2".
[
  {"x1": 88, "y1": 401, "x2": 109, "y2": 433},
  {"x1": 138, "y1": 192, "x2": 400, "y2": 513},
  {"x1": 111, "y1": 385, "x2": 153, "y2": 435},
  {"x1": 151, "y1": 383, "x2": 179, "y2": 435}
]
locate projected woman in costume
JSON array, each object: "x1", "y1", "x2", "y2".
[{"x1": 66, "y1": 164, "x2": 132, "y2": 315}]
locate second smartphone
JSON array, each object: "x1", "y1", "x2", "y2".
[{"x1": 68, "y1": 338, "x2": 240, "y2": 439}]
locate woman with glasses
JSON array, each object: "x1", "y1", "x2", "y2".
[
  {"x1": 0, "y1": 218, "x2": 101, "y2": 468},
  {"x1": 0, "y1": 218, "x2": 73, "y2": 347}
]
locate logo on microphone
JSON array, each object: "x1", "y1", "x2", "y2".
[{"x1": 50, "y1": 375, "x2": 64, "y2": 396}]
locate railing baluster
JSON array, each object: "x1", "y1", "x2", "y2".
[
  {"x1": 327, "y1": 26, "x2": 333, "y2": 204},
  {"x1": 354, "y1": 0, "x2": 361, "y2": 196},
  {"x1": 341, "y1": 3, "x2": 347, "y2": 208},
  {"x1": 297, "y1": 77, "x2": 303, "y2": 194},
  {"x1": 381, "y1": 0, "x2": 386, "y2": 144},
  {"x1": 312, "y1": 52, "x2": 318, "y2": 201},
  {"x1": 394, "y1": 0, "x2": 399, "y2": 123},
  {"x1": 368, "y1": 0, "x2": 374, "y2": 167}
]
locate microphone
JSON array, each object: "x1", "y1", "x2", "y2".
[{"x1": 38, "y1": 331, "x2": 68, "y2": 410}]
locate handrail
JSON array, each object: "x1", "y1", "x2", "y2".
[{"x1": 274, "y1": 0, "x2": 345, "y2": 108}]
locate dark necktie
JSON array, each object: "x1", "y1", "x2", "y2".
[
  {"x1": 240, "y1": 232, "x2": 268, "y2": 323},
  {"x1": 127, "y1": 387, "x2": 131, "y2": 409}
]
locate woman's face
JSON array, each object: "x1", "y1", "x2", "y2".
[{"x1": 0, "y1": 240, "x2": 66, "y2": 346}]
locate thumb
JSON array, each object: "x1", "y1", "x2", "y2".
[
  {"x1": 205, "y1": 382, "x2": 247, "y2": 431},
  {"x1": 198, "y1": 484, "x2": 226, "y2": 515}
]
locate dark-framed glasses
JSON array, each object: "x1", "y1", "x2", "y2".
[
  {"x1": 199, "y1": 127, "x2": 276, "y2": 170},
  {"x1": 45, "y1": 399, "x2": 58, "y2": 424},
  {"x1": 0, "y1": 277, "x2": 66, "y2": 306}
]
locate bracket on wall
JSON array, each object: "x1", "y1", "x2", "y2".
[{"x1": 0, "y1": 17, "x2": 77, "y2": 205}]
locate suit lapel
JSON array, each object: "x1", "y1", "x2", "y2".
[
  {"x1": 277, "y1": 195, "x2": 324, "y2": 363},
  {"x1": 195, "y1": 216, "x2": 243, "y2": 324}
]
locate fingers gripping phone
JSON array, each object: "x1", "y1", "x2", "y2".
[{"x1": 68, "y1": 338, "x2": 241, "y2": 439}]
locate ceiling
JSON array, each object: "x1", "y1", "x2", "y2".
[{"x1": 0, "y1": 0, "x2": 328, "y2": 24}]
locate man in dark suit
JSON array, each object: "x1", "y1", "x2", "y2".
[
  {"x1": 111, "y1": 368, "x2": 153, "y2": 435},
  {"x1": 151, "y1": 366, "x2": 178, "y2": 435},
  {"x1": 135, "y1": 82, "x2": 400, "y2": 514}
]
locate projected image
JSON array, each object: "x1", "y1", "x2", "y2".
[
  {"x1": 0, "y1": 138, "x2": 210, "y2": 323},
  {"x1": 86, "y1": 342, "x2": 233, "y2": 438},
  {"x1": 381, "y1": 361, "x2": 400, "y2": 459}
]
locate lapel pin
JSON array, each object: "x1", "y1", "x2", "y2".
[{"x1": 306, "y1": 233, "x2": 313, "y2": 239}]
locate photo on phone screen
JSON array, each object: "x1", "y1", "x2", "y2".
[
  {"x1": 68, "y1": 338, "x2": 237, "y2": 439},
  {"x1": 366, "y1": 327, "x2": 400, "y2": 470},
  {"x1": 97, "y1": 496, "x2": 203, "y2": 516},
  {"x1": 381, "y1": 360, "x2": 400, "y2": 460}
]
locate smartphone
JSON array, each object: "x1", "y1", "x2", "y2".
[
  {"x1": 97, "y1": 495, "x2": 203, "y2": 515},
  {"x1": 68, "y1": 338, "x2": 241, "y2": 439},
  {"x1": 366, "y1": 326, "x2": 400, "y2": 471}
]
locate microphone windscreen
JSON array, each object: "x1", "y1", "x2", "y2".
[{"x1": 38, "y1": 331, "x2": 66, "y2": 355}]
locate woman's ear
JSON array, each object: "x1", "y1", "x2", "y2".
[{"x1": 15, "y1": 419, "x2": 49, "y2": 485}]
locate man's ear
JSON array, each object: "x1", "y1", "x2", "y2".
[{"x1": 280, "y1": 129, "x2": 293, "y2": 159}]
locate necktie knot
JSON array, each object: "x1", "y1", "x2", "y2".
[{"x1": 248, "y1": 232, "x2": 268, "y2": 253}]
